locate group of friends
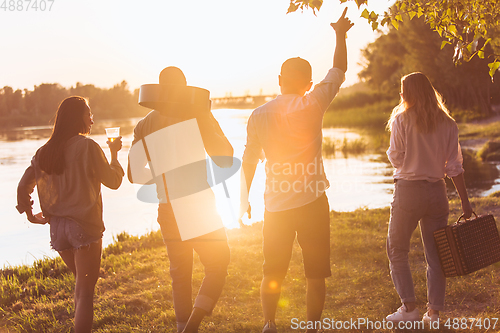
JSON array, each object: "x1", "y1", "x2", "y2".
[{"x1": 16, "y1": 8, "x2": 473, "y2": 333}]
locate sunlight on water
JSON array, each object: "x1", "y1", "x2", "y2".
[{"x1": 0, "y1": 109, "x2": 395, "y2": 266}]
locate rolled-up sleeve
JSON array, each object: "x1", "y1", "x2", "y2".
[
  {"x1": 387, "y1": 117, "x2": 406, "y2": 169},
  {"x1": 16, "y1": 160, "x2": 36, "y2": 214},
  {"x1": 444, "y1": 123, "x2": 464, "y2": 177},
  {"x1": 242, "y1": 114, "x2": 264, "y2": 165}
]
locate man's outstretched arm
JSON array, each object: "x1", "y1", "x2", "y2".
[{"x1": 330, "y1": 8, "x2": 354, "y2": 73}]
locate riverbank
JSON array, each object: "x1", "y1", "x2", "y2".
[{"x1": 2, "y1": 197, "x2": 500, "y2": 332}]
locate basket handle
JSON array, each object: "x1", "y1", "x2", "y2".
[{"x1": 456, "y1": 211, "x2": 478, "y2": 223}]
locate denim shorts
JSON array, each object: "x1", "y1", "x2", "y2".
[{"x1": 50, "y1": 216, "x2": 102, "y2": 251}]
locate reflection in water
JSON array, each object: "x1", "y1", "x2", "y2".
[
  {"x1": 0, "y1": 126, "x2": 53, "y2": 141},
  {"x1": 0, "y1": 118, "x2": 140, "y2": 141}
]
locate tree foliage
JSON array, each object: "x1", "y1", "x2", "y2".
[
  {"x1": 0, "y1": 81, "x2": 146, "y2": 128},
  {"x1": 287, "y1": 0, "x2": 500, "y2": 77},
  {"x1": 359, "y1": 16, "x2": 499, "y2": 116}
]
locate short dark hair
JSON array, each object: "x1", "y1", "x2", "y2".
[
  {"x1": 280, "y1": 57, "x2": 312, "y2": 84},
  {"x1": 159, "y1": 66, "x2": 187, "y2": 86}
]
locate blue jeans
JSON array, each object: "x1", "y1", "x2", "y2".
[
  {"x1": 157, "y1": 203, "x2": 230, "y2": 332},
  {"x1": 387, "y1": 179, "x2": 448, "y2": 311}
]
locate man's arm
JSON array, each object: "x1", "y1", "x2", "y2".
[
  {"x1": 128, "y1": 117, "x2": 143, "y2": 183},
  {"x1": 330, "y1": 8, "x2": 354, "y2": 73},
  {"x1": 198, "y1": 113, "x2": 234, "y2": 168},
  {"x1": 241, "y1": 162, "x2": 257, "y2": 218}
]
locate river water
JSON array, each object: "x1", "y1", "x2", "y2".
[{"x1": 1, "y1": 109, "x2": 497, "y2": 267}]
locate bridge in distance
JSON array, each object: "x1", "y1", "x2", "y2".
[{"x1": 211, "y1": 95, "x2": 277, "y2": 109}]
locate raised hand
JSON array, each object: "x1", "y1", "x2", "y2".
[
  {"x1": 330, "y1": 7, "x2": 354, "y2": 35},
  {"x1": 107, "y1": 136, "x2": 123, "y2": 161},
  {"x1": 107, "y1": 136, "x2": 123, "y2": 153}
]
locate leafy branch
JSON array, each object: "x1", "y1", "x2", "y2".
[{"x1": 287, "y1": 0, "x2": 500, "y2": 77}]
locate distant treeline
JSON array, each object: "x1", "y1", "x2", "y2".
[{"x1": 0, "y1": 81, "x2": 148, "y2": 129}]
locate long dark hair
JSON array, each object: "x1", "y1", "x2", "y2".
[{"x1": 38, "y1": 96, "x2": 90, "y2": 174}]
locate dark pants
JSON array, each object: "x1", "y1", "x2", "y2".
[
  {"x1": 157, "y1": 203, "x2": 230, "y2": 331},
  {"x1": 263, "y1": 193, "x2": 331, "y2": 280}
]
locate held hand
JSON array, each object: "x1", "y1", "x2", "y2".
[
  {"x1": 27, "y1": 211, "x2": 49, "y2": 225},
  {"x1": 246, "y1": 203, "x2": 252, "y2": 219},
  {"x1": 107, "y1": 136, "x2": 123, "y2": 154},
  {"x1": 330, "y1": 7, "x2": 354, "y2": 35},
  {"x1": 238, "y1": 203, "x2": 251, "y2": 227},
  {"x1": 461, "y1": 200, "x2": 473, "y2": 220}
]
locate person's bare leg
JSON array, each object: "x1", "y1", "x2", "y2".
[
  {"x1": 58, "y1": 249, "x2": 77, "y2": 276},
  {"x1": 261, "y1": 276, "x2": 282, "y2": 325},
  {"x1": 73, "y1": 240, "x2": 102, "y2": 333},
  {"x1": 305, "y1": 278, "x2": 325, "y2": 333}
]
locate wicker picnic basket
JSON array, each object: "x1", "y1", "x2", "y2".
[{"x1": 433, "y1": 213, "x2": 500, "y2": 277}]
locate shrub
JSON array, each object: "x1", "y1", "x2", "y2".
[{"x1": 478, "y1": 141, "x2": 500, "y2": 161}]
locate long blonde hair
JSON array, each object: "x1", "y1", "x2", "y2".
[{"x1": 387, "y1": 72, "x2": 454, "y2": 133}]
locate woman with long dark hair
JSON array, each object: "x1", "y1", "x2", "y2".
[
  {"x1": 385, "y1": 72, "x2": 472, "y2": 325},
  {"x1": 17, "y1": 96, "x2": 124, "y2": 332}
]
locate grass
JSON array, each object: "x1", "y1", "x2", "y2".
[
  {"x1": 1, "y1": 197, "x2": 500, "y2": 332},
  {"x1": 477, "y1": 141, "x2": 500, "y2": 162},
  {"x1": 324, "y1": 100, "x2": 395, "y2": 130},
  {"x1": 322, "y1": 137, "x2": 368, "y2": 157},
  {"x1": 459, "y1": 122, "x2": 500, "y2": 141}
]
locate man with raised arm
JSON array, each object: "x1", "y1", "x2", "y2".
[{"x1": 241, "y1": 9, "x2": 353, "y2": 333}]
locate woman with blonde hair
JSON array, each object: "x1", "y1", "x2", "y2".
[
  {"x1": 17, "y1": 96, "x2": 124, "y2": 332},
  {"x1": 385, "y1": 72, "x2": 472, "y2": 324}
]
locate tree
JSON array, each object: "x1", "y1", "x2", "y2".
[
  {"x1": 287, "y1": 0, "x2": 500, "y2": 77},
  {"x1": 359, "y1": 16, "x2": 497, "y2": 115},
  {"x1": 0, "y1": 86, "x2": 25, "y2": 117}
]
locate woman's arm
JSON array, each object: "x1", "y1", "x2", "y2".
[
  {"x1": 451, "y1": 172, "x2": 473, "y2": 219},
  {"x1": 16, "y1": 163, "x2": 49, "y2": 224},
  {"x1": 91, "y1": 139, "x2": 124, "y2": 190},
  {"x1": 386, "y1": 117, "x2": 405, "y2": 169}
]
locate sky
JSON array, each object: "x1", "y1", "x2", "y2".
[{"x1": 0, "y1": 0, "x2": 394, "y2": 98}]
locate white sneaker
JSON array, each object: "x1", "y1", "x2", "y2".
[
  {"x1": 422, "y1": 311, "x2": 439, "y2": 324},
  {"x1": 386, "y1": 305, "x2": 420, "y2": 322}
]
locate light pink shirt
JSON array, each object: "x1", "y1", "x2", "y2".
[
  {"x1": 243, "y1": 68, "x2": 345, "y2": 212},
  {"x1": 387, "y1": 114, "x2": 464, "y2": 182}
]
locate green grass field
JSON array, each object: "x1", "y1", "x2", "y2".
[{"x1": 1, "y1": 196, "x2": 500, "y2": 332}]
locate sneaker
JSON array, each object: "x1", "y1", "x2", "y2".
[
  {"x1": 262, "y1": 321, "x2": 277, "y2": 333},
  {"x1": 386, "y1": 305, "x2": 420, "y2": 322},
  {"x1": 422, "y1": 311, "x2": 439, "y2": 325}
]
